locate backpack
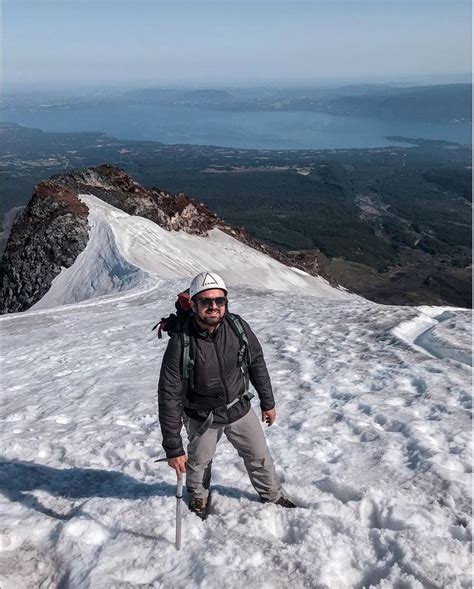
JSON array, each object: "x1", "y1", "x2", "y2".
[{"x1": 152, "y1": 289, "x2": 192, "y2": 339}]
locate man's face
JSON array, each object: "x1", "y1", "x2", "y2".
[{"x1": 191, "y1": 288, "x2": 227, "y2": 328}]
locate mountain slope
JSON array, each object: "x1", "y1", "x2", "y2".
[{"x1": 0, "y1": 163, "x2": 470, "y2": 588}]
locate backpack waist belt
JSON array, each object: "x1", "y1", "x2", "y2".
[{"x1": 188, "y1": 391, "x2": 254, "y2": 442}]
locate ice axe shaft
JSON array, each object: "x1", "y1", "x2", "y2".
[
  {"x1": 175, "y1": 472, "x2": 183, "y2": 550},
  {"x1": 154, "y1": 457, "x2": 184, "y2": 550}
]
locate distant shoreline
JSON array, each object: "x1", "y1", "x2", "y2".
[{"x1": 0, "y1": 101, "x2": 471, "y2": 151}]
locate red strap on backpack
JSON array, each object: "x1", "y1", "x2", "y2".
[
  {"x1": 157, "y1": 320, "x2": 165, "y2": 339},
  {"x1": 177, "y1": 290, "x2": 192, "y2": 311},
  {"x1": 152, "y1": 289, "x2": 192, "y2": 340}
]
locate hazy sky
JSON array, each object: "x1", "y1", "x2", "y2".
[{"x1": 3, "y1": 0, "x2": 472, "y2": 90}]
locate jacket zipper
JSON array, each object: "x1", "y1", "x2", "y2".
[{"x1": 212, "y1": 336, "x2": 230, "y2": 404}]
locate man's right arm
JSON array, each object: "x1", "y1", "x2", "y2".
[{"x1": 158, "y1": 334, "x2": 187, "y2": 459}]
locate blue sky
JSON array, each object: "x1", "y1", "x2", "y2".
[{"x1": 3, "y1": 0, "x2": 472, "y2": 90}]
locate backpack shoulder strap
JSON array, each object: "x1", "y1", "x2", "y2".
[
  {"x1": 181, "y1": 316, "x2": 195, "y2": 388},
  {"x1": 225, "y1": 313, "x2": 252, "y2": 366}
]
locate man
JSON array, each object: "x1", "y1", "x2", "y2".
[{"x1": 158, "y1": 271, "x2": 296, "y2": 517}]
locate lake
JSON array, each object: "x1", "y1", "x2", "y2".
[{"x1": 1, "y1": 103, "x2": 471, "y2": 150}]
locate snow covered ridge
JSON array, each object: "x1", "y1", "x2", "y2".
[
  {"x1": 30, "y1": 194, "x2": 350, "y2": 310},
  {"x1": 0, "y1": 285, "x2": 471, "y2": 587},
  {"x1": 0, "y1": 165, "x2": 339, "y2": 314}
]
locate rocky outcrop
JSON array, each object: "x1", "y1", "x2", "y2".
[
  {"x1": 0, "y1": 165, "x2": 325, "y2": 313},
  {"x1": 41, "y1": 165, "x2": 223, "y2": 234},
  {"x1": 0, "y1": 183, "x2": 90, "y2": 313}
]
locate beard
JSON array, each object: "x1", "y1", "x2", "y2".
[
  {"x1": 200, "y1": 312, "x2": 222, "y2": 326},
  {"x1": 199, "y1": 311, "x2": 222, "y2": 327}
]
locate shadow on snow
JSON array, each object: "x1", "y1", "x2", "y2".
[
  {"x1": 0, "y1": 459, "x2": 176, "y2": 520},
  {"x1": 0, "y1": 459, "x2": 262, "y2": 522}
]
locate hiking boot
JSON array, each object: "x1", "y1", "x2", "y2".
[
  {"x1": 275, "y1": 495, "x2": 297, "y2": 508},
  {"x1": 188, "y1": 496, "x2": 209, "y2": 518}
]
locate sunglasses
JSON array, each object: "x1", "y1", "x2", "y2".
[{"x1": 196, "y1": 296, "x2": 227, "y2": 308}]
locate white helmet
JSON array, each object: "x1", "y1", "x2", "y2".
[{"x1": 189, "y1": 272, "x2": 228, "y2": 299}]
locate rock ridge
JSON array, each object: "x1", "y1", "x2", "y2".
[{"x1": 0, "y1": 165, "x2": 326, "y2": 313}]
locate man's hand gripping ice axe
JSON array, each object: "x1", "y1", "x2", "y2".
[{"x1": 155, "y1": 455, "x2": 187, "y2": 550}]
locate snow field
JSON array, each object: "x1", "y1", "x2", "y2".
[{"x1": 1, "y1": 284, "x2": 471, "y2": 588}]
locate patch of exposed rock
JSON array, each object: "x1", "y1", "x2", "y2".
[
  {"x1": 0, "y1": 165, "x2": 326, "y2": 313},
  {"x1": 0, "y1": 183, "x2": 89, "y2": 313}
]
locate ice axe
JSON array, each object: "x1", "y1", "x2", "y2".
[{"x1": 155, "y1": 457, "x2": 184, "y2": 550}]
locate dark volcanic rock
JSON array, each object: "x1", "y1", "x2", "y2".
[
  {"x1": 49, "y1": 165, "x2": 222, "y2": 235},
  {"x1": 0, "y1": 183, "x2": 89, "y2": 313},
  {"x1": 0, "y1": 165, "x2": 326, "y2": 313}
]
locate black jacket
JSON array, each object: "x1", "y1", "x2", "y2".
[{"x1": 158, "y1": 313, "x2": 274, "y2": 458}]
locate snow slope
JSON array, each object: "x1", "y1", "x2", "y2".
[
  {"x1": 1, "y1": 195, "x2": 472, "y2": 588},
  {"x1": 33, "y1": 194, "x2": 351, "y2": 311}
]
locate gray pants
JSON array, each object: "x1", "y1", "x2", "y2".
[{"x1": 184, "y1": 408, "x2": 282, "y2": 503}]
